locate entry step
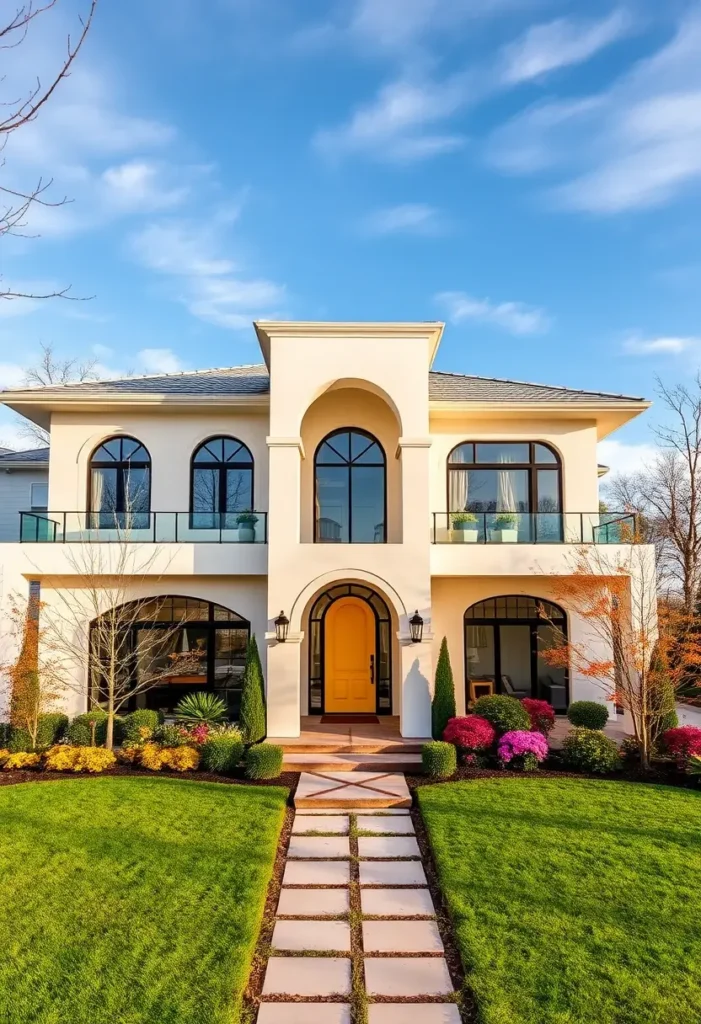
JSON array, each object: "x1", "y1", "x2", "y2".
[
  {"x1": 294, "y1": 771, "x2": 412, "y2": 809},
  {"x1": 283, "y1": 752, "x2": 423, "y2": 773}
]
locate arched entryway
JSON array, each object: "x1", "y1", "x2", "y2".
[
  {"x1": 308, "y1": 584, "x2": 392, "y2": 716},
  {"x1": 464, "y1": 595, "x2": 569, "y2": 711}
]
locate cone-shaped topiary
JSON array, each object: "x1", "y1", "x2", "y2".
[
  {"x1": 239, "y1": 635, "x2": 266, "y2": 744},
  {"x1": 432, "y1": 637, "x2": 457, "y2": 740}
]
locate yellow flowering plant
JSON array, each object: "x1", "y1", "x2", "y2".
[
  {"x1": 140, "y1": 742, "x2": 166, "y2": 771},
  {"x1": 4, "y1": 751, "x2": 41, "y2": 769},
  {"x1": 43, "y1": 745, "x2": 117, "y2": 773},
  {"x1": 0, "y1": 749, "x2": 10, "y2": 766},
  {"x1": 160, "y1": 746, "x2": 200, "y2": 772}
]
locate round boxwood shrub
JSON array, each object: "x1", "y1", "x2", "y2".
[
  {"x1": 122, "y1": 709, "x2": 162, "y2": 743},
  {"x1": 8, "y1": 712, "x2": 69, "y2": 752},
  {"x1": 472, "y1": 694, "x2": 530, "y2": 735},
  {"x1": 567, "y1": 701, "x2": 609, "y2": 730},
  {"x1": 201, "y1": 729, "x2": 245, "y2": 774},
  {"x1": 422, "y1": 741, "x2": 457, "y2": 779},
  {"x1": 244, "y1": 742, "x2": 283, "y2": 780},
  {"x1": 561, "y1": 728, "x2": 621, "y2": 774},
  {"x1": 67, "y1": 710, "x2": 125, "y2": 747}
]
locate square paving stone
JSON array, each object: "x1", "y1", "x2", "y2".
[
  {"x1": 362, "y1": 920, "x2": 444, "y2": 953},
  {"x1": 293, "y1": 815, "x2": 349, "y2": 834},
  {"x1": 360, "y1": 888, "x2": 434, "y2": 917},
  {"x1": 272, "y1": 920, "x2": 351, "y2": 952},
  {"x1": 283, "y1": 861, "x2": 350, "y2": 886},
  {"x1": 359, "y1": 861, "x2": 427, "y2": 886},
  {"x1": 357, "y1": 837, "x2": 421, "y2": 859},
  {"x1": 357, "y1": 815, "x2": 415, "y2": 834},
  {"x1": 262, "y1": 957, "x2": 351, "y2": 996},
  {"x1": 277, "y1": 888, "x2": 349, "y2": 917},
  {"x1": 364, "y1": 957, "x2": 453, "y2": 997},
  {"x1": 258, "y1": 1006, "x2": 351, "y2": 1024},
  {"x1": 288, "y1": 836, "x2": 351, "y2": 859},
  {"x1": 368, "y1": 1006, "x2": 461, "y2": 1023}
]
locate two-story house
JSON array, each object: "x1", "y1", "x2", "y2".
[{"x1": 0, "y1": 321, "x2": 652, "y2": 738}]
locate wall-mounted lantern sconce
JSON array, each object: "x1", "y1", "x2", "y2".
[
  {"x1": 409, "y1": 610, "x2": 424, "y2": 644},
  {"x1": 274, "y1": 611, "x2": 290, "y2": 643}
]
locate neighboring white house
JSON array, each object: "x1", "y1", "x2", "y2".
[
  {"x1": 0, "y1": 322, "x2": 654, "y2": 737},
  {"x1": 0, "y1": 448, "x2": 49, "y2": 541}
]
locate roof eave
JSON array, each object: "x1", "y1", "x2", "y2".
[
  {"x1": 254, "y1": 320, "x2": 445, "y2": 369},
  {"x1": 429, "y1": 399, "x2": 651, "y2": 439}
]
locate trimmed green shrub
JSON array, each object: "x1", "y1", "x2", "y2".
[
  {"x1": 0, "y1": 723, "x2": 10, "y2": 746},
  {"x1": 472, "y1": 694, "x2": 530, "y2": 735},
  {"x1": 174, "y1": 692, "x2": 228, "y2": 726},
  {"x1": 123, "y1": 709, "x2": 162, "y2": 742},
  {"x1": 201, "y1": 729, "x2": 245, "y2": 774},
  {"x1": 562, "y1": 728, "x2": 621, "y2": 774},
  {"x1": 244, "y1": 743, "x2": 283, "y2": 780},
  {"x1": 239, "y1": 635, "x2": 266, "y2": 744},
  {"x1": 7, "y1": 712, "x2": 69, "y2": 752},
  {"x1": 67, "y1": 710, "x2": 125, "y2": 747},
  {"x1": 432, "y1": 637, "x2": 457, "y2": 740},
  {"x1": 422, "y1": 741, "x2": 457, "y2": 779},
  {"x1": 567, "y1": 701, "x2": 609, "y2": 731}
]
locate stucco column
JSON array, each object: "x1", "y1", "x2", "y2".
[
  {"x1": 399, "y1": 634, "x2": 434, "y2": 737},
  {"x1": 265, "y1": 634, "x2": 303, "y2": 737}
]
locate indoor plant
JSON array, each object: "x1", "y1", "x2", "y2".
[{"x1": 451, "y1": 511, "x2": 479, "y2": 543}]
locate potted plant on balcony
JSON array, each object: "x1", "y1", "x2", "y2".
[
  {"x1": 235, "y1": 511, "x2": 258, "y2": 542},
  {"x1": 490, "y1": 512, "x2": 518, "y2": 543},
  {"x1": 450, "y1": 511, "x2": 479, "y2": 543}
]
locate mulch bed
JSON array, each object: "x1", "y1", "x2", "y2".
[{"x1": 0, "y1": 764, "x2": 300, "y2": 794}]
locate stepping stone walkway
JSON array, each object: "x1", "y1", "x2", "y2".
[{"x1": 256, "y1": 781, "x2": 462, "y2": 1022}]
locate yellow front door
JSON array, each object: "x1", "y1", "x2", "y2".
[{"x1": 324, "y1": 597, "x2": 376, "y2": 713}]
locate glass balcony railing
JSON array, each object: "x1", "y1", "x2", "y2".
[
  {"x1": 19, "y1": 511, "x2": 268, "y2": 544},
  {"x1": 431, "y1": 512, "x2": 638, "y2": 544}
]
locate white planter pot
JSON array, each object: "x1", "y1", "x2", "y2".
[
  {"x1": 451, "y1": 527, "x2": 479, "y2": 543},
  {"x1": 489, "y1": 528, "x2": 518, "y2": 543},
  {"x1": 237, "y1": 526, "x2": 256, "y2": 543}
]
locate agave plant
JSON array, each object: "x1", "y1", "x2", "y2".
[
  {"x1": 687, "y1": 755, "x2": 701, "y2": 777},
  {"x1": 174, "y1": 692, "x2": 228, "y2": 726}
]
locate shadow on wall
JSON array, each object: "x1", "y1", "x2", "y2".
[{"x1": 404, "y1": 656, "x2": 431, "y2": 733}]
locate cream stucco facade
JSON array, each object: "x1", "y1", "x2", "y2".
[{"x1": 0, "y1": 322, "x2": 653, "y2": 737}]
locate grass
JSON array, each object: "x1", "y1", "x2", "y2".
[
  {"x1": 0, "y1": 776, "x2": 287, "y2": 1024},
  {"x1": 419, "y1": 777, "x2": 701, "y2": 1024}
]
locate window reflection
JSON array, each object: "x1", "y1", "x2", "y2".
[{"x1": 315, "y1": 429, "x2": 386, "y2": 543}]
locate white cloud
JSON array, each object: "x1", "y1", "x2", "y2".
[
  {"x1": 489, "y1": 12, "x2": 701, "y2": 213},
  {"x1": 92, "y1": 344, "x2": 114, "y2": 359},
  {"x1": 130, "y1": 218, "x2": 286, "y2": 330},
  {"x1": 136, "y1": 348, "x2": 186, "y2": 374},
  {"x1": 598, "y1": 439, "x2": 658, "y2": 476},
  {"x1": 0, "y1": 363, "x2": 28, "y2": 390},
  {"x1": 359, "y1": 203, "x2": 446, "y2": 236},
  {"x1": 623, "y1": 335, "x2": 700, "y2": 355},
  {"x1": 314, "y1": 74, "x2": 472, "y2": 163},
  {"x1": 501, "y1": 10, "x2": 633, "y2": 85},
  {"x1": 436, "y1": 290, "x2": 551, "y2": 335},
  {"x1": 100, "y1": 161, "x2": 188, "y2": 212}
]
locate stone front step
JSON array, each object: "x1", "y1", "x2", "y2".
[
  {"x1": 283, "y1": 752, "x2": 423, "y2": 773},
  {"x1": 274, "y1": 740, "x2": 426, "y2": 755},
  {"x1": 294, "y1": 771, "x2": 412, "y2": 809}
]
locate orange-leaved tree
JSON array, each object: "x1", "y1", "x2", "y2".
[
  {"x1": 538, "y1": 542, "x2": 696, "y2": 770},
  {"x1": 5, "y1": 591, "x2": 64, "y2": 750}
]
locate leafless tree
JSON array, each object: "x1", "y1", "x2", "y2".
[
  {"x1": 603, "y1": 375, "x2": 701, "y2": 611},
  {"x1": 16, "y1": 342, "x2": 98, "y2": 446},
  {"x1": 1, "y1": 1, "x2": 97, "y2": 301}
]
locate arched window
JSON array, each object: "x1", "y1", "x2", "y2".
[
  {"x1": 191, "y1": 436, "x2": 254, "y2": 529},
  {"x1": 314, "y1": 429, "x2": 386, "y2": 543},
  {"x1": 89, "y1": 436, "x2": 151, "y2": 528},
  {"x1": 447, "y1": 441, "x2": 561, "y2": 542},
  {"x1": 464, "y1": 595, "x2": 569, "y2": 710},
  {"x1": 90, "y1": 596, "x2": 250, "y2": 717}
]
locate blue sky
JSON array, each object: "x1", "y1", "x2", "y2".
[{"x1": 2, "y1": 0, "x2": 701, "y2": 474}]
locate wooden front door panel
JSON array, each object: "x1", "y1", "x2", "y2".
[{"x1": 324, "y1": 597, "x2": 375, "y2": 713}]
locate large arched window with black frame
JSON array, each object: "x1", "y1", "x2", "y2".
[
  {"x1": 308, "y1": 583, "x2": 392, "y2": 713},
  {"x1": 314, "y1": 429, "x2": 386, "y2": 543},
  {"x1": 191, "y1": 436, "x2": 254, "y2": 529},
  {"x1": 88, "y1": 435, "x2": 151, "y2": 529},
  {"x1": 464, "y1": 595, "x2": 569, "y2": 710},
  {"x1": 447, "y1": 441, "x2": 562, "y2": 542},
  {"x1": 89, "y1": 596, "x2": 250, "y2": 718}
]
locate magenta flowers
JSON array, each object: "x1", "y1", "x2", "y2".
[
  {"x1": 498, "y1": 729, "x2": 549, "y2": 771},
  {"x1": 443, "y1": 715, "x2": 496, "y2": 751}
]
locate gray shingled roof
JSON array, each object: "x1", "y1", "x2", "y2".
[
  {"x1": 0, "y1": 447, "x2": 49, "y2": 463},
  {"x1": 0, "y1": 365, "x2": 644, "y2": 404}
]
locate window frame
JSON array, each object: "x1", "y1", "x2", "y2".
[
  {"x1": 30, "y1": 480, "x2": 48, "y2": 511},
  {"x1": 446, "y1": 441, "x2": 562, "y2": 515},
  {"x1": 314, "y1": 428, "x2": 387, "y2": 544},
  {"x1": 87, "y1": 435, "x2": 152, "y2": 519},
  {"x1": 189, "y1": 435, "x2": 255, "y2": 526}
]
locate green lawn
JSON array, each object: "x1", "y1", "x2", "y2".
[
  {"x1": 419, "y1": 777, "x2": 701, "y2": 1024},
  {"x1": 0, "y1": 777, "x2": 287, "y2": 1024}
]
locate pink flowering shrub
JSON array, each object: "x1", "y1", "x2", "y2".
[
  {"x1": 189, "y1": 724, "x2": 210, "y2": 745},
  {"x1": 498, "y1": 729, "x2": 549, "y2": 772},
  {"x1": 521, "y1": 698, "x2": 555, "y2": 736},
  {"x1": 660, "y1": 726, "x2": 701, "y2": 764},
  {"x1": 443, "y1": 716, "x2": 496, "y2": 752}
]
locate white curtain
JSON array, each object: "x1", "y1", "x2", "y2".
[
  {"x1": 497, "y1": 454, "x2": 516, "y2": 512},
  {"x1": 92, "y1": 470, "x2": 104, "y2": 512},
  {"x1": 449, "y1": 470, "x2": 468, "y2": 512}
]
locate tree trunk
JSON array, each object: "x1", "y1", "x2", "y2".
[{"x1": 106, "y1": 711, "x2": 114, "y2": 751}]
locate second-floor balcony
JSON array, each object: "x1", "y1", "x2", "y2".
[
  {"x1": 19, "y1": 511, "x2": 268, "y2": 544},
  {"x1": 431, "y1": 511, "x2": 638, "y2": 545}
]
